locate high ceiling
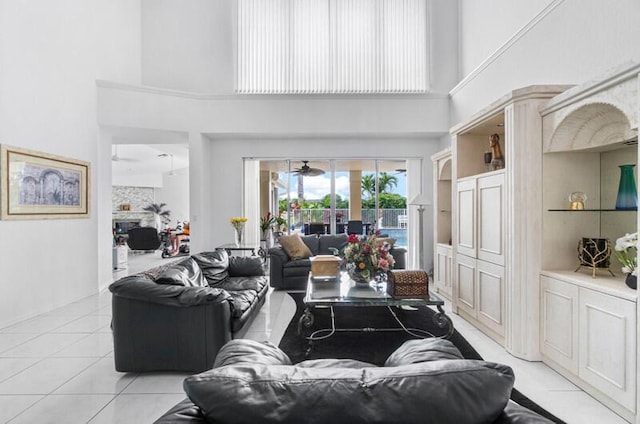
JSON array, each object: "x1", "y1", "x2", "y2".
[{"x1": 111, "y1": 144, "x2": 190, "y2": 178}]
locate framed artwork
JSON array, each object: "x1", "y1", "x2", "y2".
[{"x1": 0, "y1": 144, "x2": 90, "y2": 219}]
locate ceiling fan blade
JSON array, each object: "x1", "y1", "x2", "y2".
[{"x1": 305, "y1": 168, "x2": 324, "y2": 176}]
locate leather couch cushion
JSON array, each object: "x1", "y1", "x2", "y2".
[
  {"x1": 229, "y1": 256, "x2": 264, "y2": 277},
  {"x1": 224, "y1": 289, "x2": 257, "y2": 319},
  {"x1": 282, "y1": 258, "x2": 311, "y2": 269},
  {"x1": 155, "y1": 258, "x2": 206, "y2": 287},
  {"x1": 385, "y1": 338, "x2": 464, "y2": 366},
  {"x1": 192, "y1": 251, "x2": 229, "y2": 285},
  {"x1": 220, "y1": 276, "x2": 268, "y2": 293},
  {"x1": 278, "y1": 234, "x2": 313, "y2": 260},
  {"x1": 214, "y1": 340, "x2": 291, "y2": 367},
  {"x1": 302, "y1": 235, "x2": 319, "y2": 254},
  {"x1": 318, "y1": 234, "x2": 348, "y2": 255},
  {"x1": 185, "y1": 357, "x2": 514, "y2": 424}
]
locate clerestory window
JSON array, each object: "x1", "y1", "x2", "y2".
[{"x1": 237, "y1": 0, "x2": 429, "y2": 94}]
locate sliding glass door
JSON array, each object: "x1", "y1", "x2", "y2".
[{"x1": 257, "y1": 159, "x2": 407, "y2": 247}]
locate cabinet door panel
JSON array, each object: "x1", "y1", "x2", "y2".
[
  {"x1": 456, "y1": 254, "x2": 476, "y2": 317},
  {"x1": 578, "y1": 289, "x2": 636, "y2": 411},
  {"x1": 456, "y1": 179, "x2": 476, "y2": 257},
  {"x1": 435, "y1": 245, "x2": 452, "y2": 298},
  {"x1": 540, "y1": 276, "x2": 578, "y2": 373},
  {"x1": 476, "y1": 260, "x2": 505, "y2": 336},
  {"x1": 477, "y1": 174, "x2": 504, "y2": 266}
]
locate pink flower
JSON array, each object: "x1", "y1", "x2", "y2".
[
  {"x1": 347, "y1": 234, "x2": 359, "y2": 244},
  {"x1": 377, "y1": 258, "x2": 389, "y2": 270}
]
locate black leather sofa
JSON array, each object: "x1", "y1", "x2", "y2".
[
  {"x1": 109, "y1": 250, "x2": 268, "y2": 373},
  {"x1": 126, "y1": 226, "x2": 162, "y2": 251},
  {"x1": 155, "y1": 338, "x2": 553, "y2": 424},
  {"x1": 268, "y1": 233, "x2": 407, "y2": 290}
]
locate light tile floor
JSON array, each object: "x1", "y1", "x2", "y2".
[{"x1": 0, "y1": 251, "x2": 628, "y2": 423}]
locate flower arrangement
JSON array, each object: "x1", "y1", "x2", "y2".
[
  {"x1": 614, "y1": 232, "x2": 638, "y2": 276},
  {"x1": 230, "y1": 216, "x2": 248, "y2": 245},
  {"x1": 275, "y1": 210, "x2": 287, "y2": 231},
  {"x1": 260, "y1": 212, "x2": 276, "y2": 232},
  {"x1": 342, "y1": 233, "x2": 395, "y2": 282}
]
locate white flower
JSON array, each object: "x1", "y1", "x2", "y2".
[{"x1": 614, "y1": 232, "x2": 637, "y2": 275}]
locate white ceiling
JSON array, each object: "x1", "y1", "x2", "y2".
[{"x1": 111, "y1": 144, "x2": 190, "y2": 178}]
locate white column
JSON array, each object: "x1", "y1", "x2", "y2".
[{"x1": 504, "y1": 99, "x2": 545, "y2": 361}]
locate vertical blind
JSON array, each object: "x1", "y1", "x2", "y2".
[{"x1": 237, "y1": 0, "x2": 428, "y2": 94}]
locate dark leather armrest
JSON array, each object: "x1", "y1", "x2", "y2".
[
  {"x1": 109, "y1": 275, "x2": 231, "y2": 307},
  {"x1": 268, "y1": 246, "x2": 289, "y2": 262},
  {"x1": 154, "y1": 398, "x2": 208, "y2": 424},
  {"x1": 492, "y1": 400, "x2": 554, "y2": 423}
]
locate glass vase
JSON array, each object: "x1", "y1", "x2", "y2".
[
  {"x1": 234, "y1": 226, "x2": 244, "y2": 246},
  {"x1": 615, "y1": 164, "x2": 638, "y2": 210}
]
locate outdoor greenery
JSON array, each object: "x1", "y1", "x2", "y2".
[
  {"x1": 278, "y1": 172, "x2": 407, "y2": 211},
  {"x1": 279, "y1": 172, "x2": 405, "y2": 211},
  {"x1": 361, "y1": 172, "x2": 398, "y2": 198}
]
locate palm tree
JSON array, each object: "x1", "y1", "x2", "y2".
[
  {"x1": 378, "y1": 172, "x2": 398, "y2": 194},
  {"x1": 361, "y1": 172, "x2": 398, "y2": 198},
  {"x1": 361, "y1": 174, "x2": 376, "y2": 198},
  {"x1": 143, "y1": 203, "x2": 171, "y2": 229}
]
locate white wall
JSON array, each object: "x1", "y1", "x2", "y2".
[
  {"x1": 141, "y1": 0, "x2": 235, "y2": 93},
  {"x1": 112, "y1": 173, "x2": 163, "y2": 188},
  {"x1": 458, "y1": 0, "x2": 553, "y2": 78},
  {"x1": 452, "y1": 0, "x2": 640, "y2": 125},
  {"x1": 202, "y1": 138, "x2": 438, "y2": 269},
  {"x1": 0, "y1": 0, "x2": 141, "y2": 327},
  {"x1": 156, "y1": 169, "x2": 190, "y2": 225}
]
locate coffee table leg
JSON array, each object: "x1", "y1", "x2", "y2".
[
  {"x1": 433, "y1": 304, "x2": 454, "y2": 338},
  {"x1": 297, "y1": 307, "x2": 314, "y2": 336}
]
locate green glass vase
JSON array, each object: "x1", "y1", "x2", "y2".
[{"x1": 615, "y1": 164, "x2": 638, "y2": 211}]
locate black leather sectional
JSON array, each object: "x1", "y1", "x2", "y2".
[
  {"x1": 155, "y1": 338, "x2": 553, "y2": 424},
  {"x1": 109, "y1": 250, "x2": 268, "y2": 373}
]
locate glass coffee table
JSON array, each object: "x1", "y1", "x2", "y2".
[
  {"x1": 215, "y1": 242, "x2": 267, "y2": 263},
  {"x1": 297, "y1": 272, "x2": 454, "y2": 355}
]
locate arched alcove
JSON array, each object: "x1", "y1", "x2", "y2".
[
  {"x1": 548, "y1": 103, "x2": 636, "y2": 152},
  {"x1": 438, "y1": 157, "x2": 452, "y2": 181}
]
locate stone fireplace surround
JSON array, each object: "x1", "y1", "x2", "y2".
[{"x1": 112, "y1": 186, "x2": 157, "y2": 232}]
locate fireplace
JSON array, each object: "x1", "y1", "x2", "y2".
[
  {"x1": 113, "y1": 220, "x2": 142, "y2": 235},
  {"x1": 112, "y1": 211, "x2": 155, "y2": 234}
]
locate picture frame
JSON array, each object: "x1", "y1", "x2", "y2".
[{"x1": 0, "y1": 144, "x2": 90, "y2": 220}]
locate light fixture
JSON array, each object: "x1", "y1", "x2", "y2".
[{"x1": 158, "y1": 153, "x2": 175, "y2": 176}]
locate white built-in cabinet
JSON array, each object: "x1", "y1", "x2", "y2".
[
  {"x1": 446, "y1": 62, "x2": 640, "y2": 424},
  {"x1": 538, "y1": 63, "x2": 639, "y2": 423},
  {"x1": 432, "y1": 148, "x2": 453, "y2": 299},
  {"x1": 455, "y1": 172, "x2": 506, "y2": 341},
  {"x1": 450, "y1": 86, "x2": 568, "y2": 352},
  {"x1": 541, "y1": 272, "x2": 637, "y2": 420}
]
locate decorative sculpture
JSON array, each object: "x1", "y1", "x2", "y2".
[
  {"x1": 575, "y1": 237, "x2": 615, "y2": 278},
  {"x1": 489, "y1": 134, "x2": 504, "y2": 170}
]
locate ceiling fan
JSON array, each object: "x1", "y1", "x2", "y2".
[{"x1": 291, "y1": 160, "x2": 325, "y2": 176}]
